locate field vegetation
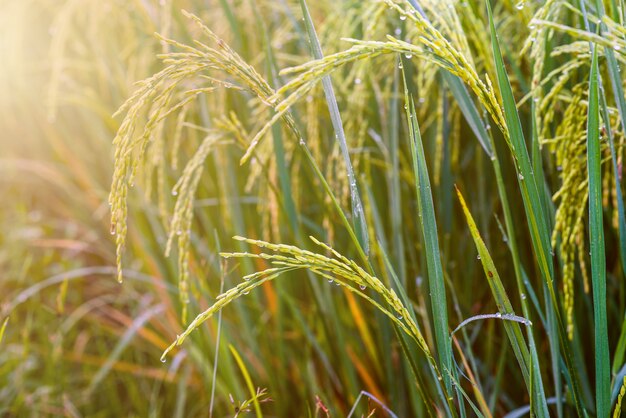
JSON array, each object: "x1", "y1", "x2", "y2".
[{"x1": 2, "y1": 0, "x2": 626, "y2": 416}]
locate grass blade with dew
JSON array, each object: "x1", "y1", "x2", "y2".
[
  {"x1": 484, "y1": 0, "x2": 587, "y2": 413},
  {"x1": 296, "y1": 0, "x2": 369, "y2": 256},
  {"x1": 403, "y1": 74, "x2": 456, "y2": 405},
  {"x1": 456, "y1": 186, "x2": 549, "y2": 417},
  {"x1": 407, "y1": 4, "x2": 552, "y2": 411},
  {"x1": 592, "y1": 0, "x2": 626, "y2": 377},
  {"x1": 586, "y1": 43, "x2": 610, "y2": 418},
  {"x1": 406, "y1": 11, "x2": 547, "y2": 407},
  {"x1": 598, "y1": 67, "x2": 626, "y2": 377},
  {"x1": 389, "y1": 62, "x2": 406, "y2": 285}
]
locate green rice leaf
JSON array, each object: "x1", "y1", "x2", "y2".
[
  {"x1": 586, "y1": 43, "x2": 610, "y2": 418},
  {"x1": 456, "y1": 187, "x2": 549, "y2": 417},
  {"x1": 484, "y1": 1, "x2": 587, "y2": 413},
  {"x1": 403, "y1": 77, "x2": 454, "y2": 401},
  {"x1": 297, "y1": 0, "x2": 369, "y2": 256}
]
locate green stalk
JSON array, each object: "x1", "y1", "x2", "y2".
[
  {"x1": 587, "y1": 44, "x2": 610, "y2": 418},
  {"x1": 404, "y1": 82, "x2": 455, "y2": 404},
  {"x1": 456, "y1": 187, "x2": 549, "y2": 418},
  {"x1": 298, "y1": 0, "x2": 369, "y2": 256},
  {"x1": 485, "y1": 0, "x2": 586, "y2": 413}
]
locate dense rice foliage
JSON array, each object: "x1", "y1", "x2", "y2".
[{"x1": 3, "y1": 0, "x2": 626, "y2": 416}]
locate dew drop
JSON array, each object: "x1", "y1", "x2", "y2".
[
  {"x1": 354, "y1": 77, "x2": 362, "y2": 85},
  {"x1": 518, "y1": 173, "x2": 525, "y2": 180},
  {"x1": 521, "y1": 293, "x2": 527, "y2": 300},
  {"x1": 328, "y1": 278, "x2": 334, "y2": 284},
  {"x1": 397, "y1": 314, "x2": 403, "y2": 320},
  {"x1": 477, "y1": 254, "x2": 481, "y2": 260},
  {"x1": 515, "y1": 1, "x2": 525, "y2": 10},
  {"x1": 400, "y1": 15, "x2": 407, "y2": 21},
  {"x1": 359, "y1": 284, "x2": 366, "y2": 290},
  {"x1": 171, "y1": 189, "x2": 178, "y2": 196},
  {"x1": 495, "y1": 312, "x2": 502, "y2": 318},
  {"x1": 404, "y1": 53, "x2": 413, "y2": 59}
]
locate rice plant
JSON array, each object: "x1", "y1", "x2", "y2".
[{"x1": 3, "y1": 0, "x2": 626, "y2": 416}]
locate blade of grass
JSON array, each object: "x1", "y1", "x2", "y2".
[
  {"x1": 456, "y1": 187, "x2": 549, "y2": 417},
  {"x1": 531, "y1": 97, "x2": 563, "y2": 418},
  {"x1": 389, "y1": 62, "x2": 406, "y2": 285},
  {"x1": 229, "y1": 345, "x2": 263, "y2": 418},
  {"x1": 587, "y1": 43, "x2": 610, "y2": 418},
  {"x1": 484, "y1": 1, "x2": 587, "y2": 414},
  {"x1": 297, "y1": 0, "x2": 369, "y2": 256},
  {"x1": 587, "y1": 0, "x2": 626, "y2": 281},
  {"x1": 598, "y1": 65, "x2": 626, "y2": 377},
  {"x1": 403, "y1": 78, "x2": 455, "y2": 403}
]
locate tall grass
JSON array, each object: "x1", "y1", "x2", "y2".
[{"x1": 3, "y1": 0, "x2": 626, "y2": 416}]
